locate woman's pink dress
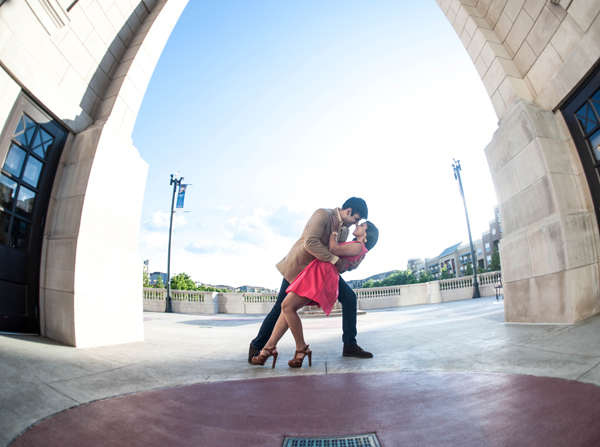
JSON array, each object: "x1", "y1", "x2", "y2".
[{"x1": 286, "y1": 241, "x2": 368, "y2": 316}]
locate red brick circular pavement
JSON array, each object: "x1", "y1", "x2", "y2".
[{"x1": 11, "y1": 372, "x2": 600, "y2": 446}]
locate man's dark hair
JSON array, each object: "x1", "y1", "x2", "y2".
[
  {"x1": 342, "y1": 197, "x2": 368, "y2": 219},
  {"x1": 364, "y1": 221, "x2": 379, "y2": 251}
]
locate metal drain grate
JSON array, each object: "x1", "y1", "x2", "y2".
[{"x1": 283, "y1": 433, "x2": 381, "y2": 447}]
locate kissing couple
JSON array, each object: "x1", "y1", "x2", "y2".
[{"x1": 249, "y1": 197, "x2": 379, "y2": 368}]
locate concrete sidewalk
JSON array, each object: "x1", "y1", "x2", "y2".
[{"x1": 2, "y1": 296, "x2": 600, "y2": 446}]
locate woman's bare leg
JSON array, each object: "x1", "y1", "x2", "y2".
[
  {"x1": 281, "y1": 292, "x2": 312, "y2": 355},
  {"x1": 259, "y1": 312, "x2": 289, "y2": 356}
]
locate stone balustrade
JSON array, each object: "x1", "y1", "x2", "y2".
[{"x1": 143, "y1": 272, "x2": 501, "y2": 315}]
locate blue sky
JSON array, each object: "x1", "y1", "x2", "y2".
[{"x1": 133, "y1": 1, "x2": 499, "y2": 289}]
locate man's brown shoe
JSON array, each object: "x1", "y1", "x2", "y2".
[
  {"x1": 343, "y1": 343, "x2": 373, "y2": 358},
  {"x1": 248, "y1": 343, "x2": 260, "y2": 364}
]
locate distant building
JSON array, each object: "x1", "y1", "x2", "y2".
[
  {"x1": 150, "y1": 272, "x2": 168, "y2": 285},
  {"x1": 408, "y1": 205, "x2": 503, "y2": 279},
  {"x1": 238, "y1": 285, "x2": 277, "y2": 293},
  {"x1": 346, "y1": 270, "x2": 398, "y2": 289}
]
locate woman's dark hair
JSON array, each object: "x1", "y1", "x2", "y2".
[
  {"x1": 342, "y1": 197, "x2": 368, "y2": 220},
  {"x1": 364, "y1": 221, "x2": 379, "y2": 251}
]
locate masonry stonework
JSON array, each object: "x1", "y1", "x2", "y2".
[{"x1": 438, "y1": 0, "x2": 600, "y2": 323}]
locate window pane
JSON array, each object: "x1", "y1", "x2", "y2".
[
  {"x1": 0, "y1": 211, "x2": 9, "y2": 246},
  {"x1": 590, "y1": 129, "x2": 600, "y2": 162},
  {"x1": 23, "y1": 156, "x2": 43, "y2": 188},
  {"x1": 3, "y1": 144, "x2": 27, "y2": 177},
  {"x1": 10, "y1": 217, "x2": 30, "y2": 251},
  {"x1": 15, "y1": 186, "x2": 36, "y2": 218},
  {"x1": 31, "y1": 128, "x2": 53, "y2": 159},
  {"x1": 0, "y1": 174, "x2": 18, "y2": 210},
  {"x1": 13, "y1": 115, "x2": 37, "y2": 147}
]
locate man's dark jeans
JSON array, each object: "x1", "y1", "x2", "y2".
[{"x1": 251, "y1": 276, "x2": 358, "y2": 349}]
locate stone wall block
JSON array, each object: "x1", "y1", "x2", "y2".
[
  {"x1": 513, "y1": 138, "x2": 547, "y2": 189},
  {"x1": 526, "y1": 6, "x2": 561, "y2": 56},
  {"x1": 460, "y1": 28, "x2": 473, "y2": 48},
  {"x1": 42, "y1": 289, "x2": 76, "y2": 346},
  {"x1": 495, "y1": 12, "x2": 514, "y2": 42},
  {"x1": 44, "y1": 238, "x2": 76, "y2": 293},
  {"x1": 502, "y1": 176, "x2": 555, "y2": 233},
  {"x1": 475, "y1": 55, "x2": 489, "y2": 77},
  {"x1": 487, "y1": 0, "x2": 509, "y2": 27},
  {"x1": 537, "y1": 137, "x2": 577, "y2": 175},
  {"x1": 524, "y1": 0, "x2": 546, "y2": 20},
  {"x1": 549, "y1": 172, "x2": 588, "y2": 213},
  {"x1": 57, "y1": 157, "x2": 94, "y2": 200},
  {"x1": 567, "y1": 263, "x2": 600, "y2": 321},
  {"x1": 66, "y1": 124, "x2": 102, "y2": 164},
  {"x1": 480, "y1": 41, "x2": 511, "y2": 66},
  {"x1": 491, "y1": 90, "x2": 508, "y2": 117},
  {"x1": 485, "y1": 101, "x2": 537, "y2": 174},
  {"x1": 499, "y1": 229, "x2": 532, "y2": 281},
  {"x1": 492, "y1": 159, "x2": 521, "y2": 202},
  {"x1": 561, "y1": 212, "x2": 599, "y2": 269},
  {"x1": 523, "y1": 102, "x2": 563, "y2": 140},
  {"x1": 527, "y1": 44, "x2": 564, "y2": 94},
  {"x1": 551, "y1": 13, "x2": 585, "y2": 61},
  {"x1": 51, "y1": 195, "x2": 85, "y2": 238},
  {"x1": 506, "y1": 9, "x2": 535, "y2": 53},
  {"x1": 477, "y1": 0, "x2": 493, "y2": 17},
  {"x1": 498, "y1": 76, "x2": 535, "y2": 108},
  {"x1": 68, "y1": 6, "x2": 94, "y2": 43},
  {"x1": 568, "y1": 0, "x2": 600, "y2": 32},
  {"x1": 504, "y1": 0, "x2": 527, "y2": 22},
  {"x1": 454, "y1": 6, "x2": 470, "y2": 34},
  {"x1": 554, "y1": 45, "x2": 596, "y2": 102},
  {"x1": 527, "y1": 216, "x2": 566, "y2": 277},
  {"x1": 513, "y1": 41, "x2": 537, "y2": 76},
  {"x1": 447, "y1": 8, "x2": 458, "y2": 24}
]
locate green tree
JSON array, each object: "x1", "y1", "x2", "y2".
[
  {"x1": 440, "y1": 266, "x2": 450, "y2": 280},
  {"x1": 170, "y1": 272, "x2": 196, "y2": 291},
  {"x1": 477, "y1": 266, "x2": 486, "y2": 274},
  {"x1": 465, "y1": 263, "x2": 473, "y2": 276},
  {"x1": 143, "y1": 269, "x2": 150, "y2": 288},
  {"x1": 155, "y1": 275, "x2": 164, "y2": 289},
  {"x1": 490, "y1": 246, "x2": 501, "y2": 271},
  {"x1": 362, "y1": 279, "x2": 375, "y2": 288},
  {"x1": 418, "y1": 271, "x2": 433, "y2": 283}
]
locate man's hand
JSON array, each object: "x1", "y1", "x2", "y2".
[
  {"x1": 330, "y1": 214, "x2": 340, "y2": 234},
  {"x1": 346, "y1": 254, "x2": 365, "y2": 272},
  {"x1": 335, "y1": 257, "x2": 350, "y2": 273}
]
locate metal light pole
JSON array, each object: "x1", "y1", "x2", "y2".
[
  {"x1": 452, "y1": 159, "x2": 480, "y2": 298},
  {"x1": 165, "y1": 173, "x2": 184, "y2": 313}
]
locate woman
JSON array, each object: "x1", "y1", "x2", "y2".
[{"x1": 252, "y1": 217, "x2": 379, "y2": 368}]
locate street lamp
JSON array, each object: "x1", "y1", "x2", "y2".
[
  {"x1": 165, "y1": 173, "x2": 184, "y2": 312},
  {"x1": 452, "y1": 159, "x2": 480, "y2": 298}
]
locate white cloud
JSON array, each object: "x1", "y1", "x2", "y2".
[{"x1": 144, "y1": 211, "x2": 187, "y2": 231}]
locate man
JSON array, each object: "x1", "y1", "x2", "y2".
[{"x1": 249, "y1": 197, "x2": 373, "y2": 363}]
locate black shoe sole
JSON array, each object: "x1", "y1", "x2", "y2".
[{"x1": 343, "y1": 353, "x2": 373, "y2": 359}]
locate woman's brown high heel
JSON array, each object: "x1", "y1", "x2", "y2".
[
  {"x1": 251, "y1": 347, "x2": 278, "y2": 368},
  {"x1": 288, "y1": 345, "x2": 312, "y2": 368}
]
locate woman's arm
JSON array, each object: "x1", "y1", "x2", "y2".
[{"x1": 329, "y1": 215, "x2": 363, "y2": 257}]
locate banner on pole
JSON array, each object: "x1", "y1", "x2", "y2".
[{"x1": 176, "y1": 184, "x2": 187, "y2": 208}]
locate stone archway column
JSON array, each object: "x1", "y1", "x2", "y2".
[
  {"x1": 437, "y1": 0, "x2": 600, "y2": 324},
  {"x1": 486, "y1": 99, "x2": 600, "y2": 323},
  {"x1": 40, "y1": 0, "x2": 189, "y2": 347}
]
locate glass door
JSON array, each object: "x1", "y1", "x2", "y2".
[
  {"x1": 562, "y1": 67, "x2": 600, "y2": 231},
  {"x1": 0, "y1": 95, "x2": 67, "y2": 333}
]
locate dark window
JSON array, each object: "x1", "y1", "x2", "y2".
[
  {"x1": 0, "y1": 114, "x2": 53, "y2": 251},
  {"x1": 562, "y1": 66, "x2": 600, "y2": 230}
]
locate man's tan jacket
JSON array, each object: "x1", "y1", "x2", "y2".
[{"x1": 276, "y1": 208, "x2": 349, "y2": 283}]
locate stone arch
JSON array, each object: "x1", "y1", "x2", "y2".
[
  {"x1": 437, "y1": 0, "x2": 600, "y2": 323},
  {"x1": 1, "y1": 0, "x2": 599, "y2": 347}
]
